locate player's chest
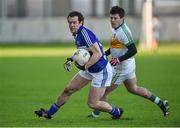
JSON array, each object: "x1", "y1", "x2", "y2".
[
  {"x1": 111, "y1": 33, "x2": 124, "y2": 48},
  {"x1": 74, "y1": 35, "x2": 87, "y2": 48}
]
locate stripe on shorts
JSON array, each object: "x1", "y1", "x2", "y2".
[
  {"x1": 101, "y1": 67, "x2": 108, "y2": 87},
  {"x1": 112, "y1": 70, "x2": 121, "y2": 84}
]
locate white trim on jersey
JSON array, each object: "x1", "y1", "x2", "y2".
[{"x1": 82, "y1": 28, "x2": 93, "y2": 46}]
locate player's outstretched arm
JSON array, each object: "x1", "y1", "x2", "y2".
[
  {"x1": 118, "y1": 43, "x2": 137, "y2": 62},
  {"x1": 110, "y1": 43, "x2": 137, "y2": 66}
]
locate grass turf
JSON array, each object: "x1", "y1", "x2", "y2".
[{"x1": 0, "y1": 44, "x2": 180, "y2": 127}]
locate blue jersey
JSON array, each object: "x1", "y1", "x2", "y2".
[{"x1": 74, "y1": 25, "x2": 108, "y2": 73}]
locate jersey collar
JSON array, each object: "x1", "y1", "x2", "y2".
[
  {"x1": 114, "y1": 19, "x2": 125, "y2": 30},
  {"x1": 73, "y1": 25, "x2": 84, "y2": 36}
]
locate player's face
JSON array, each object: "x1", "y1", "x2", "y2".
[
  {"x1": 68, "y1": 16, "x2": 82, "y2": 34},
  {"x1": 110, "y1": 14, "x2": 122, "y2": 29}
]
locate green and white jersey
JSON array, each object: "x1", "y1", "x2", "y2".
[
  {"x1": 110, "y1": 20, "x2": 136, "y2": 74},
  {"x1": 110, "y1": 20, "x2": 134, "y2": 58}
]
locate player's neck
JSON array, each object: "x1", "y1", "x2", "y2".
[{"x1": 114, "y1": 20, "x2": 124, "y2": 30}]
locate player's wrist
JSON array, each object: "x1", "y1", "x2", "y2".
[{"x1": 117, "y1": 58, "x2": 120, "y2": 63}]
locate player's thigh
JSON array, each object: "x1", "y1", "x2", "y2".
[
  {"x1": 111, "y1": 68, "x2": 126, "y2": 86},
  {"x1": 124, "y1": 77, "x2": 137, "y2": 90},
  {"x1": 88, "y1": 86, "x2": 106, "y2": 104},
  {"x1": 67, "y1": 73, "x2": 91, "y2": 90}
]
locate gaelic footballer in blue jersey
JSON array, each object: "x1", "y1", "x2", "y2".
[{"x1": 34, "y1": 11, "x2": 123, "y2": 120}]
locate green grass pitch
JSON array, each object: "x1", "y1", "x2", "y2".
[{"x1": 0, "y1": 43, "x2": 180, "y2": 127}]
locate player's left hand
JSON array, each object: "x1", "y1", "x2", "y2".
[
  {"x1": 74, "y1": 62, "x2": 85, "y2": 70},
  {"x1": 110, "y1": 58, "x2": 120, "y2": 66},
  {"x1": 64, "y1": 58, "x2": 73, "y2": 72}
]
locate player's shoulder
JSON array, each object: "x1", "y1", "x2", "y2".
[
  {"x1": 81, "y1": 26, "x2": 95, "y2": 35},
  {"x1": 121, "y1": 22, "x2": 132, "y2": 35},
  {"x1": 118, "y1": 22, "x2": 133, "y2": 38},
  {"x1": 80, "y1": 26, "x2": 97, "y2": 40}
]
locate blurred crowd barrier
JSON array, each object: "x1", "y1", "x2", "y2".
[{"x1": 0, "y1": 16, "x2": 179, "y2": 43}]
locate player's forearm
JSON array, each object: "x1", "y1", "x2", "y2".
[
  {"x1": 85, "y1": 52, "x2": 101, "y2": 69},
  {"x1": 105, "y1": 48, "x2": 111, "y2": 56},
  {"x1": 118, "y1": 43, "x2": 137, "y2": 62},
  {"x1": 69, "y1": 53, "x2": 78, "y2": 62}
]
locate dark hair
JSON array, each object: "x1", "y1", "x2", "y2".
[
  {"x1": 67, "y1": 11, "x2": 84, "y2": 24},
  {"x1": 110, "y1": 6, "x2": 125, "y2": 18}
]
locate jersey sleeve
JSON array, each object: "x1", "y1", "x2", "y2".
[
  {"x1": 116, "y1": 26, "x2": 134, "y2": 47},
  {"x1": 81, "y1": 28, "x2": 97, "y2": 47}
]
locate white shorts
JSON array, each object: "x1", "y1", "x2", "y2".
[
  {"x1": 79, "y1": 62, "x2": 113, "y2": 88},
  {"x1": 111, "y1": 58, "x2": 136, "y2": 85}
]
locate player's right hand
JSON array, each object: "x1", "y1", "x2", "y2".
[
  {"x1": 110, "y1": 58, "x2": 120, "y2": 66},
  {"x1": 64, "y1": 58, "x2": 73, "y2": 72}
]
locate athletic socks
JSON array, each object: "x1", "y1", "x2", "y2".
[
  {"x1": 91, "y1": 107, "x2": 120, "y2": 118},
  {"x1": 109, "y1": 107, "x2": 120, "y2": 118},
  {"x1": 149, "y1": 94, "x2": 163, "y2": 107},
  {"x1": 47, "y1": 103, "x2": 60, "y2": 116}
]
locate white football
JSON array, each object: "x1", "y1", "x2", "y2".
[{"x1": 73, "y1": 49, "x2": 90, "y2": 66}]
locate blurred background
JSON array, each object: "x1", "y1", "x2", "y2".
[
  {"x1": 0, "y1": 0, "x2": 179, "y2": 45},
  {"x1": 0, "y1": 1, "x2": 180, "y2": 127}
]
